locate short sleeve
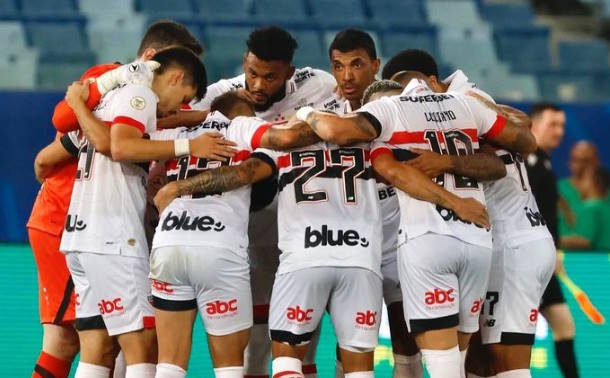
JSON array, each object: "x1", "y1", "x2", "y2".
[
  {"x1": 60, "y1": 131, "x2": 81, "y2": 157},
  {"x1": 357, "y1": 97, "x2": 397, "y2": 142},
  {"x1": 464, "y1": 96, "x2": 506, "y2": 138},
  {"x1": 110, "y1": 84, "x2": 158, "y2": 134},
  {"x1": 370, "y1": 141, "x2": 393, "y2": 164},
  {"x1": 232, "y1": 117, "x2": 272, "y2": 150},
  {"x1": 313, "y1": 69, "x2": 338, "y2": 93}
]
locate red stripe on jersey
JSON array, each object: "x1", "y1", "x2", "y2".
[
  {"x1": 251, "y1": 124, "x2": 272, "y2": 149},
  {"x1": 233, "y1": 150, "x2": 251, "y2": 163},
  {"x1": 277, "y1": 154, "x2": 291, "y2": 169},
  {"x1": 143, "y1": 316, "x2": 155, "y2": 329},
  {"x1": 273, "y1": 371, "x2": 302, "y2": 378},
  {"x1": 388, "y1": 128, "x2": 479, "y2": 145},
  {"x1": 112, "y1": 116, "x2": 145, "y2": 133},
  {"x1": 485, "y1": 115, "x2": 507, "y2": 139},
  {"x1": 370, "y1": 147, "x2": 393, "y2": 163}
]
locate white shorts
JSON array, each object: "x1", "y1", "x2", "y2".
[
  {"x1": 381, "y1": 247, "x2": 402, "y2": 305},
  {"x1": 398, "y1": 233, "x2": 492, "y2": 334},
  {"x1": 66, "y1": 252, "x2": 154, "y2": 336},
  {"x1": 150, "y1": 245, "x2": 253, "y2": 336},
  {"x1": 269, "y1": 267, "x2": 382, "y2": 350},
  {"x1": 480, "y1": 237, "x2": 555, "y2": 345}
]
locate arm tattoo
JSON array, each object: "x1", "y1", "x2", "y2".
[
  {"x1": 264, "y1": 123, "x2": 320, "y2": 150},
  {"x1": 175, "y1": 159, "x2": 263, "y2": 196},
  {"x1": 449, "y1": 153, "x2": 506, "y2": 181}
]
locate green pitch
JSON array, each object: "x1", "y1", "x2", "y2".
[{"x1": 1, "y1": 245, "x2": 608, "y2": 377}]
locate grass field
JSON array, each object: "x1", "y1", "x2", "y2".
[{"x1": 2, "y1": 244, "x2": 608, "y2": 377}]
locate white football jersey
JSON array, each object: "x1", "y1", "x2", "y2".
[
  {"x1": 259, "y1": 142, "x2": 382, "y2": 277},
  {"x1": 60, "y1": 84, "x2": 158, "y2": 257},
  {"x1": 191, "y1": 67, "x2": 337, "y2": 253},
  {"x1": 150, "y1": 111, "x2": 272, "y2": 255},
  {"x1": 444, "y1": 70, "x2": 551, "y2": 243},
  {"x1": 362, "y1": 79, "x2": 507, "y2": 249}
]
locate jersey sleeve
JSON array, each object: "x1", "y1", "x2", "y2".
[
  {"x1": 232, "y1": 117, "x2": 272, "y2": 151},
  {"x1": 51, "y1": 63, "x2": 120, "y2": 133},
  {"x1": 313, "y1": 69, "x2": 338, "y2": 95},
  {"x1": 464, "y1": 96, "x2": 507, "y2": 139},
  {"x1": 190, "y1": 78, "x2": 238, "y2": 110},
  {"x1": 110, "y1": 85, "x2": 158, "y2": 135},
  {"x1": 357, "y1": 97, "x2": 397, "y2": 142},
  {"x1": 370, "y1": 141, "x2": 394, "y2": 165},
  {"x1": 59, "y1": 131, "x2": 81, "y2": 157},
  {"x1": 250, "y1": 147, "x2": 281, "y2": 176}
]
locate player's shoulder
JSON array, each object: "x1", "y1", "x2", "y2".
[
  {"x1": 112, "y1": 84, "x2": 158, "y2": 111},
  {"x1": 209, "y1": 74, "x2": 245, "y2": 91},
  {"x1": 293, "y1": 67, "x2": 336, "y2": 90}
]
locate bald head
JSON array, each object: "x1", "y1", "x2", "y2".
[{"x1": 569, "y1": 141, "x2": 599, "y2": 178}]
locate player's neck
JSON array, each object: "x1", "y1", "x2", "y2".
[{"x1": 349, "y1": 99, "x2": 361, "y2": 111}]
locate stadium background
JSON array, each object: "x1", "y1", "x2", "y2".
[{"x1": 1, "y1": 0, "x2": 610, "y2": 376}]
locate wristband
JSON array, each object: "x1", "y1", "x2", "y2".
[
  {"x1": 174, "y1": 139, "x2": 190, "y2": 157},
  {"x1": 296, "y1": 106, "x2": 315, "y2": 123}
]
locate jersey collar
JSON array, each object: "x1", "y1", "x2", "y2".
[
  {"x1": 443, "y1": 69, "x2": 472, "y2": 92},
  {"x1": 401, "y1": 78, "x2": 433, "y2": 96}
]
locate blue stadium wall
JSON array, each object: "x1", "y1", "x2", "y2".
[{"x1": 2, "y1": 90, "x2": 610, "y2": 242}]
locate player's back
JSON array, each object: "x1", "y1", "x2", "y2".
[
  {"x1": 444, "y1": 70, "x2": 551, "y2": 243},
  {"x1": 261, "y1": 140, "x2": 382, "y2": 276},
  {"x1": 363, "y1": 79, "x2": 503, "y2": 248},
  {"x1": 151, "y1": 111, "x2": 271, "y2": 255}
]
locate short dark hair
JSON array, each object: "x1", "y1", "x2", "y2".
[
  {"x1": 529, "y1": 102, "x2": 563, "y2": 118},
  {"x1": 210, "y1": 91, "x2": 254, "y2": 116},
  {"x1": 329, "y1": 28, "x2": 377, "y2": 60},
  {"x1": 152, "y1": 47, "x2": 207, "y2": 101},
  {"x1": 246, "y1": 26, "x2": 298, "y2": 63},
  {"x1": 137, "y1": 20, "x2": 204, "y2": 57},
  {"x1": 382, "y1": 49, "x2": 438, "y2": 79},
  {"x1": 362, "y1": 80, "x2": 402, "y2": 105}
]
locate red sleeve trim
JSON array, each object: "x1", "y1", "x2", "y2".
[
  {"x1": 370, "y1": 147, "x2": 393, "y2": 164},
  {"x1": 251, "y1": 124, "x2": 272, "y2": 149},
  {"x1": 112, "y1": 116, "x2": 145, "y2": 133},
  {"x1": 485, "y1": 115, "x2": 507, "y2": 139}
]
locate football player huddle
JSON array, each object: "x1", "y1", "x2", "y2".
[{"x1": 29, "y1": 20, "x2": 557, "y2": 378}]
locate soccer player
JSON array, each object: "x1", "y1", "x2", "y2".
[
  {"x1": 149, "y1": 91, "x2": 325, "y2": 378},
  {"x1": 28, "y1": 20, "x2": 209, "y2": 378},
  {"x1": 526, "y1": 103, "x2": 579, "y2": 378},
  {"x1": 326, "y1": 29, "x2": 421, "y2": 377},
  {"x1": 390, "y1": 59, "x2": 554, "y2": 378},
  {"x1": 294, "y1": 73, "x2": 537, "y2": 378},
  {"x1": 189, "y1": 26, "x2": 337, "y2": 378},
  {"x1": 59, "y1": 47, "x2": 212, "y2": 378}
]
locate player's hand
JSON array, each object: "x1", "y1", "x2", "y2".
[
  {"x1": 406, "y1": 148, "x2": 451, "y2": 178},
  {"x1": 189, "y1": 132, "x2": 238, "y2": 161},
  {"x1": 94, "y1": 60, "x2": 161, "y2": 96},
  {"x1": 452, "y1": 197, "x2": 490, "y2": 230},
  {"x1": 65, "y1": 81, "x2": 90, "y2": 109},
  {"x1": 154, "y1": 181, "x2": 179, "y2": 214}
]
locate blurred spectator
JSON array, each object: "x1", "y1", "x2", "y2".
[
  {"x1": 526, "y1": 102, "x2": 580, "y2": 378},
  {"x1": 558, "y1": 141, "x2": 599, "y2": 238},
  {"x1": 560, "y1": 167, "x2": 610, "y2": 250}
]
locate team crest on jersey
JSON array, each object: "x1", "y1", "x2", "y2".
[{"x1": 130, "y1": 96, "x2": 146, "y2": 110}]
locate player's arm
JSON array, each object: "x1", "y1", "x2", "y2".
[
  {"x1": 372, "y1": 150, "x2": 490, "y2": 229},
  {"x1": 65, "y1": 82, "x2": 112, "y2": 155},
  {"x1": 297, "y1": 107, "x2": 379, "y2": 145},
  {"x1": 34, "y1": 135, "x2": 78, "y2": 183},
  {"x1": 157, "y1": 109, "x2": 209, "y2": 129},
  {"x1": 153, "y1": 156, "x2": 274, "y2": 213},
  {"x1": 406, "y1": 145, "x2": 506, "y2": 181},
  {"x1": 467, "y1": 96, "x2": 537, "y2": 155},
  {"x1": 258, "y1": 117, "x2": 321, "y2": 150}
]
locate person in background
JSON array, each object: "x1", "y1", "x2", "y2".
[
  {"x1": 558, "y1": 141, "x2": 599, "y2": 238},
  {"x1": 560, "y1": 167, "x2": 610, "y2": 250},
  {"x1": 526, "y1": 103, "x2": 579, "y2": 378}
]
